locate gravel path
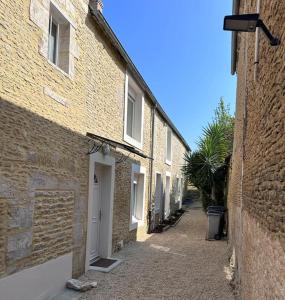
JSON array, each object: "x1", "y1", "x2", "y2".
[{"x1": 80, "y1": 205, "x2": 234, "y2": 300}]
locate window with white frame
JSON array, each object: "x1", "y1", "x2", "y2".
[
  {"x1": 132, "y1": 176, "x2": 138, "y2": 219},
  {"x1": 180, "y1": 177, "x2": 183, "y2": 197},
  {"x1": 130, "y1": 165, "x2": 146, "y2": 230},
  {"x1": 175, "y1": 177, "x2": 180, "y2": 202},
  {"x1": 124, "y1": 74, "x2": 144, "y2": 149},
  {"x1": 175, "y1": 176, "x2": 183, "y2": 202},
  {"x1": 48, "y1": 3, "x2": 71, "y2": 74},
  {"x1": 166, "y1": 126, "x2": 172, "y2": 164},
  {"x1": 154, "y1": 173, "x2": 162, "y2": 212}
]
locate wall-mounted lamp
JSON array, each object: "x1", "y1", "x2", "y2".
[{"x1": 223, "y1": 14, "x2": 280, "y2": 46}]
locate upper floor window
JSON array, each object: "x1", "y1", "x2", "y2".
[
  {"x1": 124, "y1": 74, "x2": 144, "y2": 149},
  {"x1": 166, "y1": 126, "x2": 172, "y2": 165},
  {"x1": 48, "y1": 3, "x2": 71, "y2": 74}
]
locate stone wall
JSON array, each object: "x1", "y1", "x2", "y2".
[
  {"x1": 152, "y1": 112, "x2": 187, "y2": 220},
  {"x1": 0, "y1": 99, "x2": 89, "y2": 278},
  {"x1": 0, "y1": 0, "x2": 189, "y2": 283},
  {"x1": 227, "y1": 0, "x2": 285, "y2": 298}
]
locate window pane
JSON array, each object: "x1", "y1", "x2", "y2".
[
  {"x1": 48, "y1": 20, "x2": 58, "y2": 64},
  {"x1": 127, "y1": 96, "x2": 134, "y2": 137},
  {"x1": 132, "y1": 182, "x2": 137, "y2": 218},
  {"x1": 167, "y1": 128, "x2": 172, "y2": 161}
]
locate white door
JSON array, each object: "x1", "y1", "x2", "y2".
[
  {"x1": 165, "y1": 175, "x2": 171, "y2": 218},
  {"x1": 90, "y1": 174, "x2": 101, "y2": 262}
]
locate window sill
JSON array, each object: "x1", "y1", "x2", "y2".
[
  {"x1": 124, "y1": 134, "x2": 143, "y2": 150},
  {"x1": 129, "y1": 216, "x2": 144, "y2": 231},
  {"x1": 47, "y1": 59, "x2": 71, "y2": 79},
  {"x1": 165, "y1": 159, "x2": 172, "y2": 166}
]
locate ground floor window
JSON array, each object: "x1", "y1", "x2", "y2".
[
  {"x1": 130, "y1": 164, "x2": 146, "y2": 230},
  {"x1": 155, "y1": 173, "x2": 162, "y2": 212}
]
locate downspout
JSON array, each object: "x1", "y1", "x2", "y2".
[
  {"x1": 239, "y1": 0, "x2": 249, "y2": 285},
  {"x1": 147, "y1": 103, "x2": 157, "y2": 234},
  {"x1": 254, "y1": 0, "x2": 261, "y2": 81}
]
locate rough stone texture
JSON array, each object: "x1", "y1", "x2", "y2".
[
  {"x1": 241, "y1": 211, "x2": 285, "y2": 299},
  {"x1": 0, "y1": 0, "x2": 189, "y2": 282},
  {"x1": 0, "y1": 199, "x2": 7, "y2": 276},
  {"x1": 32, "y1": 190, "x2": 74, "y2": 263},
  {"x1": 80, "y1": 207, "x2": 234, "y2": 300},
  {"x1": 227, "y1": 0, "x2": 285, "y2": 298},
  {"x1": 0, "y1": 99, "x2": 89, "y2": 278},
  {"x1": 66, "y1": 278, "x2": 97, "y2": 292}
]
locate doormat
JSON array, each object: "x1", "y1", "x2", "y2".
[
  {"x1": 90, "y1": 258, "x2": 117, "y2": 268},
  {"x1": 89, "y1": 258, "x2": 122, "y2": 273}
]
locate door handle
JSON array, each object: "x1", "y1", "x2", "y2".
[{"x1": 99, "y1": 209, "x2": 102, "y2": 221}]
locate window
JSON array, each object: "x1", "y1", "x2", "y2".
[
  {"x1": 124, "y1": 74, "x2": 144, "y2": 149},
  {"x1": 175, "y1": 176, "x2": 182, "y2": 203},
  {"x1": 132, "y1": 178, "x2": 138, "y2": 219},
  {"x1": 48, "y1": 17, "x2": 58, "y2": 64},
  {"x1": 48, "y1": 3, "x2": 71, "y2": 74},
  {"x1": 154, "y1": 173, "x2": 162, "y2": 212},
  {"x1": 176, "y1": 177, "x2": 179, "y2": 196},
  {"x1": 165, "y1": 173, "x2": 171, "y2": 218},
  {"x1": 130, "y1": 165, "x2": 146, "y2": 230},
  {"x1": 166, "y1": 127, "x2": 172, "y2": 165},
  {"x1": 127, "y1": 88, "x2": 136, "y2": 137}
]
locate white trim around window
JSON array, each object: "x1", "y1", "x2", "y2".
[
  {"x1": 124, "y1": 72, "x2": 144, "y2": 150},
  {"x1": 129, "y1": 164, "x2": 146, "y2": 231}
]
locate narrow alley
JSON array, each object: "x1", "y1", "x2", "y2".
[{"x1": 80, "y1": 203, "x2": 234, "y2": 300}]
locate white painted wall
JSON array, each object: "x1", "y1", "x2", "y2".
[{"x1": 0, "y1": 253, "x2": 72, "y2": 300}]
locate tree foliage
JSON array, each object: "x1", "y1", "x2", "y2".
[{"x1": 183, "y1": 98, "x2": 234, "y2": 209}]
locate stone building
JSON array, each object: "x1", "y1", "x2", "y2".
[
  {"x1": 0, "y1": 0, "x2": 189, "y2": 299},
  {"x1": 227, "y1": 0, "x2": 285, "y2": 298}
]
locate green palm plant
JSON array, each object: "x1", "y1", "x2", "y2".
[{"x1": 183, "y1": 121, "x2": 231, "y2": 209}]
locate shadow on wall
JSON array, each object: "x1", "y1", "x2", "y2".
[
  {"x1": 0, "y1": 97, "x2": 141, "y2": 279},
  {"x1": 0, "y1": 97, "x2": 91, "y2": 278}
]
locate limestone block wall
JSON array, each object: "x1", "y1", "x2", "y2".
[
  {"x1": 0, "y1": 0, "x2": 88, "y2": 134},
  {"x1": 0, "y1": 99, "x2": 89, "y2": 278},
  {"x1": 227, "y1": 0, "x2": 285, "y2": 298},
  {"x1": 0, "y1": 0, "x2": 189, "y2": 282}
]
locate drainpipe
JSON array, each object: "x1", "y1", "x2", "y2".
[
  {"x1": 254, "y1": 0, "x2": 261, "y2": 81},
  {"x1": 147, "y1": 103, "x2": 157, "y2": 234},
  {"x1": 239, "y1": 1, "x2": 249, "y2": 284}
]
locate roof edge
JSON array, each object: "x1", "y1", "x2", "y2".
[{"x1": 89, "y1": 7, "x2": 190, "y2": 151}]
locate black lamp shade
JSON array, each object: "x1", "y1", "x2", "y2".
[{"x1": 224, "y1": 14, "x2": 259, "y2": 32}]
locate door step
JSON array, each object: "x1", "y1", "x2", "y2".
[{"x1": 89, "y1": 258, "x2": 122, "y2": 273}]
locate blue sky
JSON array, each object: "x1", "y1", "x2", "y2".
[{"x1": 104, "y1": 0, "x2": 237, "y2": 150}]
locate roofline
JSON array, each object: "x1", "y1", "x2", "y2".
[
  {"x1": 231, "y1": 0, "x2": 240, "y2": 75},
  {"x1": 89, "y1": 7, "x2": 191, "y2": 152}
]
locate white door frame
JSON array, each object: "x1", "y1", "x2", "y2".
[{"x1": 85, "y1": 152, "x2": 115, "y2": 272}]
